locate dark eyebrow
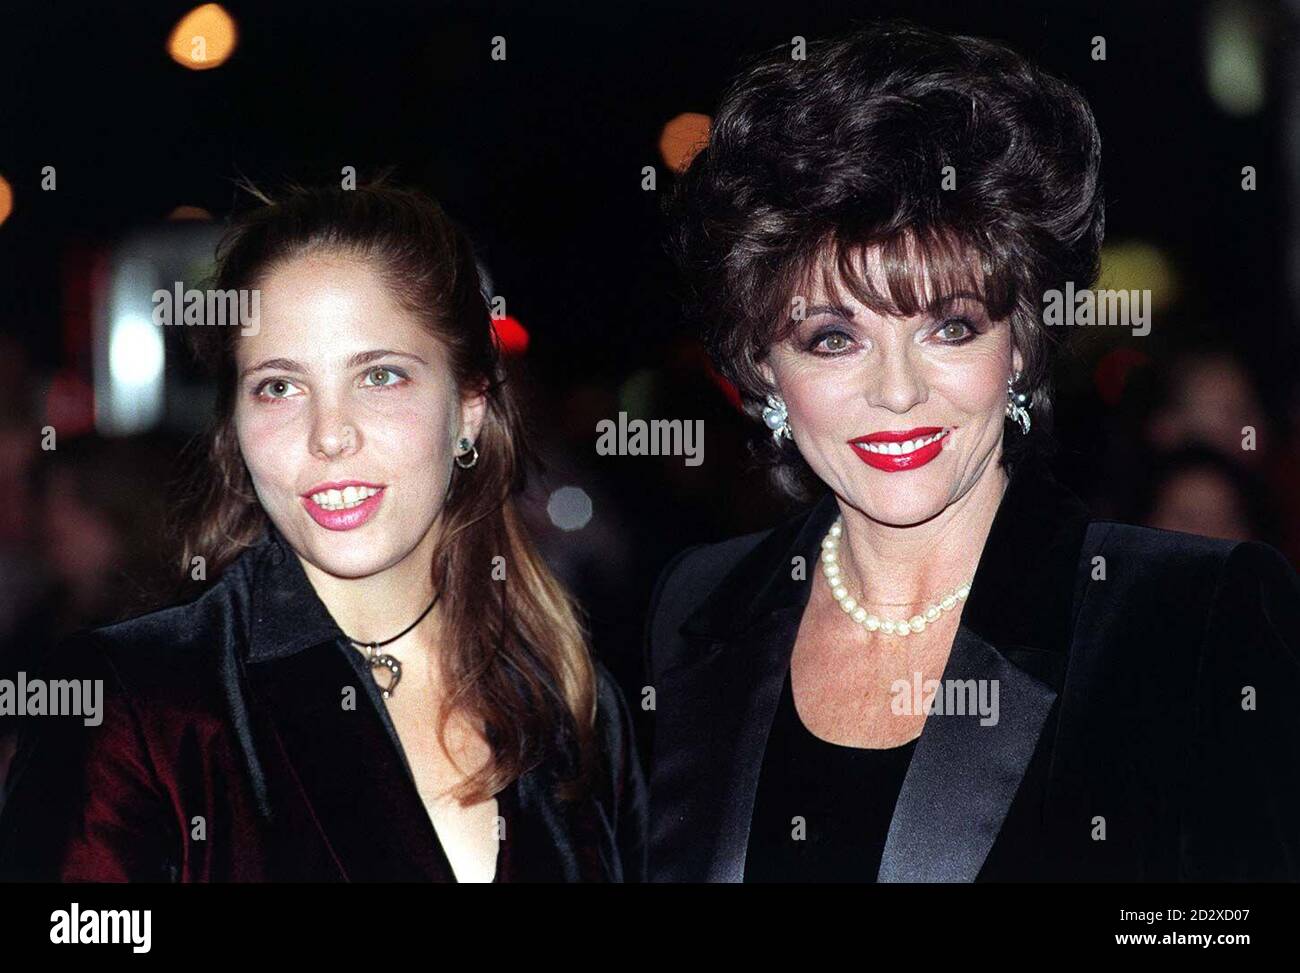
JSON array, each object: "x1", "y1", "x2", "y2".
[
  {"x1": 804, "y1": 303, "x2": 855, "y2": 320},
  {"x1": 345, "y1": 349, "x2": 428, "y2": 368},
  {"x1": 239, "y1": 357, "x2": 303, "y2": 381},
  {"x1": 239, "y1": 349, "x2": 428, "y2": 382}
]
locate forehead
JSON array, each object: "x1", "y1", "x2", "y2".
[
  {"x1": 795, "y1": 234, "x2": 987, "y2": 320},
  {"x1": 238, "y1": 251, "x2": 435, "y2": 362}
]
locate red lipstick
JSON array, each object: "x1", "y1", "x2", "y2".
[
  {"x1": 300, "y1": 480, "x2": 386, "y2": 531},
  {"x1": 848, "y1": 427, "x2": 951, "y2": 473}
]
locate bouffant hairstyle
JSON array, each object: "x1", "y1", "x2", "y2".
[{"x1": 666, "y1": 20, "x2": 1105, "y2": 500}]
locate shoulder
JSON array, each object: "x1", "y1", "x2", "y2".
[
  {"x1": 42, "y1": 554, "x2": 257, "y2": 712},
  {"x1": 591, "y1": 661, "x2": 642, "y2": 776},
  {"x1": 1078, "y1": 519, "x2": 1296, "y2": 613},
  {"x1": 643, "y1": 525, "x2": 775, "y2": 679}
]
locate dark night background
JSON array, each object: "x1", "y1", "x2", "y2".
[{"x1": 2, "y1": 1, "x2": 1298, "y2": 767}]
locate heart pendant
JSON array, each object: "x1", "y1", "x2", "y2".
[{"x1": 369, "y1": 652, "x2": 402, "y2": 699}]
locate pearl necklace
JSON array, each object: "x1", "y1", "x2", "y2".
[{"x1": 819, "y1": 516, "x2": 972, "y2": 636}]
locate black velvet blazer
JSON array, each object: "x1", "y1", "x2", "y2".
[
  {"x1": 0, "y1": 526, "x2": 648, "y2": 882},
  {"x1": 645, "y1": 455, "x2": 1300, "y2": 881}
]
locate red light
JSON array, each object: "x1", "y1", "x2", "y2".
[{"x1": 492, "y1": 315, "x2": 529, "y2": 356}]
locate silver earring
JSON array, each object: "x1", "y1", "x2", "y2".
[
  {"x1": 1006, "y1": 374, "x2": 1032, "y2": 435},
  {"x1": 454, "y1": 436, "x2": 479, "y2": 469},
  {"x1": 761, "y1": 394, "x2": 793, "y2": 443}
]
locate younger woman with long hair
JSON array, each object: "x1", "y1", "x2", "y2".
[{"x1": 0, "y1": 182, "x2": 646, "y2": 882}]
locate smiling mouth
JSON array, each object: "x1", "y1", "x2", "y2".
[
  {"x1": 851, "y1": 429, "x2": 951, "y2": 456},
  {"x1": 307, "y1": 485, "x2": 382, "y2": 511}
]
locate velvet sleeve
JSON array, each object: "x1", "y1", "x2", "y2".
[
  {"x1": 0, "y1": 634, "x2": 181, "y2": 882},
  {"x1": 595, "y1": 663, "x2": 648, "y2": 882},
  {"x1": 1180, "y1": 540, "x2": 1300, "y2": 880}
]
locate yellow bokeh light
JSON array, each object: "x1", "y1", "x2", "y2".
[
  {"x1": 0, "y1": 175, "x2": 12, "y2": 226},
  {"x1": 659, "y1": 113, "x2": 711, "y2": 175},
  {"x1": 168, "y1": 4, "x2": 238, "y2": 70}
]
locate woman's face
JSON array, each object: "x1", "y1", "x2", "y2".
[
  {"x1": 762, "y1": 256, "x2": 1021, "y2": 528},
  {"x1": 233, "y1": 252, "x2": 485, "y2": 580}
]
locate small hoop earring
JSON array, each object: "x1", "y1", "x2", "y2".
[{"x1": 455, "y1": 437, "x2": 479, "y2": 469}]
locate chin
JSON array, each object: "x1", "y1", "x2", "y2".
[
  {"x1": 295, "y1": 529, "x2": 405, "y2": 580},
  {"x1": 853, "y1": 484, "x2": 951, "y2": 528}
]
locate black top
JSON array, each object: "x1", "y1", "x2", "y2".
[{"x1": 744, "y1": 667, "x2": 918, "y2": 882}]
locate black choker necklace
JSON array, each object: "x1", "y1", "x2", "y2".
[{"x1": 345, "y1": 590, "x2": 441, "y2": 700}]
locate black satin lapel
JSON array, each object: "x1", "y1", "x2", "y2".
[
  {"x1": 246, "y1": 640, "x2": 455, "y2": 882},
  {"x1": 877, "y1": 624, "x2": 1056, "y2": 882},
  {"x1": 649, "y1": 610, "x2": 798, "y2": 882}
]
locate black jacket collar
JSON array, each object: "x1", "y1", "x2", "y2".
[
  {"x1": 679, "y1": 452, "x2": 1093, "y2": 674},
  {"x1": 238, "y1": 523, "x2": 349, "y2": 665}
]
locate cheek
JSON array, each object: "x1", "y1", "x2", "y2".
[
  {"x1": 233, "y1": 403, "x2": 297, "y2": 488},
  {"x1": 363, "y1": 396, "x2": 455, "y2": 461}
]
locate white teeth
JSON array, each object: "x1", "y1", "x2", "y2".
[
  {"x1": 855, "y1": 430, "x2": 949, "y2": 455},
  {"x1": 309, "y1": 486, "x2": 380, "y2": 511}
]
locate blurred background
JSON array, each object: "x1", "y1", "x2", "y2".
[{"x1": 2, "y1": 0, "x2": 1299, "y2": 776}]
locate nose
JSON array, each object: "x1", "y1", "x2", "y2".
[
  {"x1": 309, "y1": 397, "x2": 361, "y2": 460},
  {"x1": 865, "y1": 344, "x2": 928, "y2": 414}
]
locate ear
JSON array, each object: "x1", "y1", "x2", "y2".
[
  {"x1": 758, "y1": 360, "x2": 777, "y2": 391},
  {"x1": 458, "y1": 384, "x2": 488, "y2": 446},
  {"x1": 1011, "y1": 344, "x2": 1024, "y2": 380}
]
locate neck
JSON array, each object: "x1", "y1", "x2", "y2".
[
  {"x1": 297, "y1": 522, "x2": 442, "y2": 658},
  {"x1": 833, "y1": 452, "x2": 1010, "y2": 608}
]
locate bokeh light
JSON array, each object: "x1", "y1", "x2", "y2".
[
  {"x1": 659, "y1": 112, "x2": 711, "y2": 174},
  {"x1": 167, "y1": 4, "x2": 238, "y2": 71}
]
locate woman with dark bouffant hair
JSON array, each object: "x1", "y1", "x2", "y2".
[
  {"x1": 647, "y1": 21, "x2": 1300, "y2": 882},
  {"x1": 0, "y1": 182, "x2": 646, "y2": 882}
]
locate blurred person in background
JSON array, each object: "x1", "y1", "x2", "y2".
[{"x1": 1128, "y1": 443, "x2": 1281, "y2": 544}]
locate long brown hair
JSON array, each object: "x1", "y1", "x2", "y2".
[{"x1": 168, "y1": 180, "x2": 596, "y2": 803}]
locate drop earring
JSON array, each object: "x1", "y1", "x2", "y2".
[
  {"x1": 762, "y1": 394, "x2": 794, "y2": 443},
  {"x1": 1005, "y1": 373, "x2": 1032, "y2": 435}
]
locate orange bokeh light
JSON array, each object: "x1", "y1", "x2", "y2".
[
  {"x1": 168, "y1": 4, "x2": 238, "y2": 70},
  {"x1": 659, "y1": 113, "x2": 711, "y2": 175}
]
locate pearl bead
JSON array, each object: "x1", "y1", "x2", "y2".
[{"x1": 817, "y1": 517, "x2": 971, "y2": 638}]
